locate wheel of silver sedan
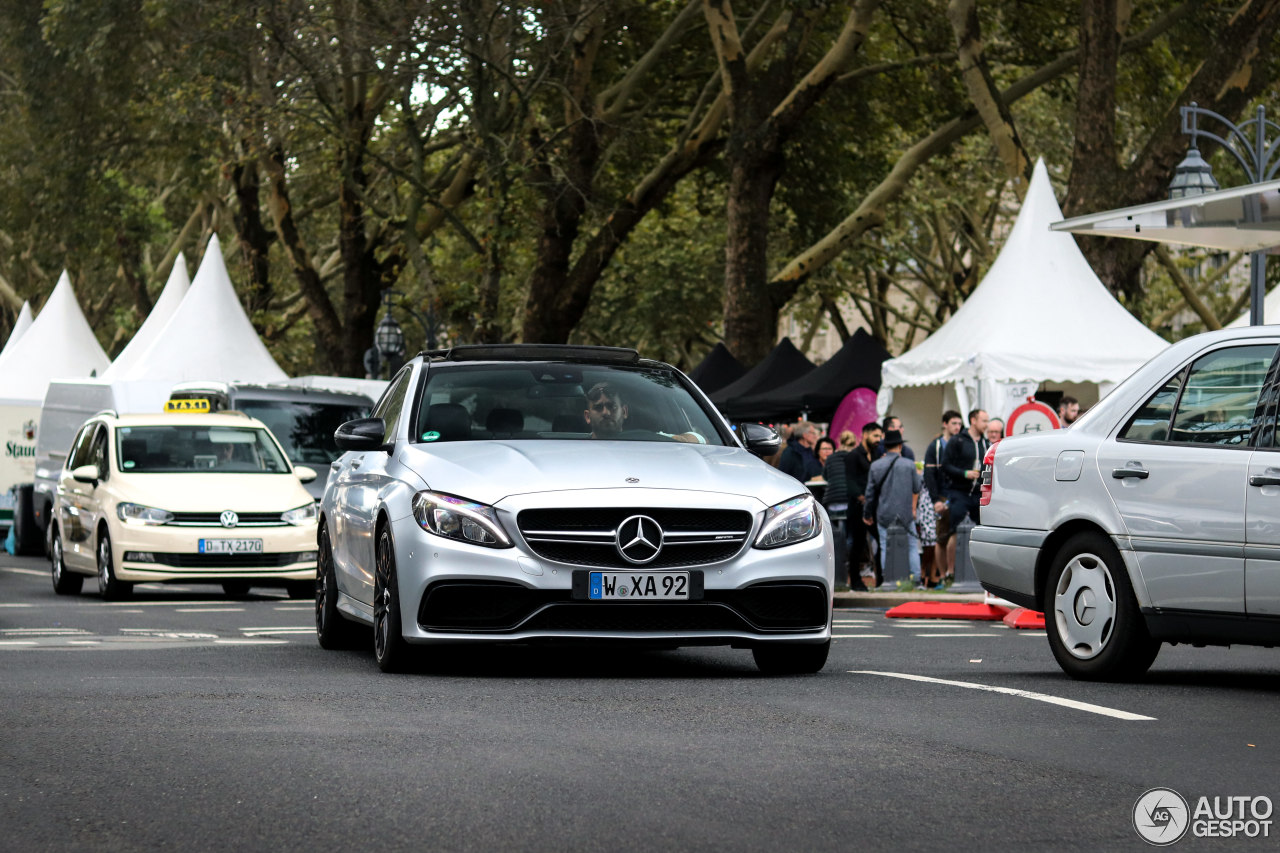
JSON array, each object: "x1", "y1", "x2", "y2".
[
  {"x1": 1043, "y1": 531, "x2": 1159, "y2": 681},
  {"x1": 316, "y1": 524, "x2": 362, "y2": 650},
  {"x1": 1052, "y1": 552, "x2": 1115, "y2": 660},
  {"x1": 50, "y1": 526, "x2": 82, "y2": 595},
  {"x1": 372, "y1": 526, "x2": 412, "y2": 672}
]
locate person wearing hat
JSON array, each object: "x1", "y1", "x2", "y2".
[{"x1": 862, "y1": 428, "x2": 922, "y2": 588}]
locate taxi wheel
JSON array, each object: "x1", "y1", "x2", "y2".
[
  {"x1": 50, "y1": 526, "x2": 83, "y2": 595},
  {"x1": 373, "y1": 525, "x2": 413, "y2": 673},
  {"x1": 96, "y1": 529, "x2": 132, "y2": 601},
  {"x1": 316, "y1": 525, "x2": 362, "y2": 650},
  {"x1": 1044, "y1": 532, "x2": 1160, "y2": 682},
  {"x1": 752, "y1": 640, "x2": 830, "y2": 675}
]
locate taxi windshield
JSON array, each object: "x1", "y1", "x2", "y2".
[{"x1": 115, "y1": 425, "x2": 289, "y2": 474}]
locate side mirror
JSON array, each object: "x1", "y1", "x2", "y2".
[
  {"x1": 71, "y1": 464, "x2": 101, "y2": 484},
  {"x1": 294, "y1": 465, "x2": 318, "y2": 484},
  {"x1": 739, "y1": 423, "x2": 782, "y2": 458},
  {"x1": 334, "y1": 417, "x2": 387, "y2": 452}
]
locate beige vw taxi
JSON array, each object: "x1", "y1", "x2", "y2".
[{"x1": 49, "y1": 403, "x2": 319, "y2": 599}]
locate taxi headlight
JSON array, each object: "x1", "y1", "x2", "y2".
[
  {"x1": 412, "y1": 491, "x2": 511, "y2": 548},
  {"x1": 754, "y1": 494, "x2": 820, "y2": 549},
  {"x1": 281, "y1": 503, "x2": 318, "y2": 525},
  {"x1": 117, "y1": 503, "x2": 174, "y2": 526}
]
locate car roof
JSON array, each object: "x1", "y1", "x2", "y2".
[{"x1": 98, "y1": 412, "x2": 272, "y2": 429}]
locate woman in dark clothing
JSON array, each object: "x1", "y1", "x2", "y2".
[{"x1": 822, "y1": 430, "x2": 858, "y2": 588}]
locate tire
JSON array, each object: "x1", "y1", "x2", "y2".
[
  {"x1": 12, "y1": 485, "x2": 41, "y2": 556},
  {"x1": 96, "y1": 528, "x2": 132, "y2": 601},
  {"x1": 50, "y1": 525, "x2": 83, "y2": 595},
  {"x1": 1044, "y1": 532, "x2": 1160, "y2": 682},
  {"x1": 222, "y1": 581, "x2": 251, "y2": 598},
  {"x1": 373, "y1": 525, "x2": 413, "y2": 672},
  {"x1": 752, "y1": 640, "x2": 831, "y2": 675},
  {"x1": 316, "y1": 524, "x2": 362, "y2": 650},
  {"x1": 285, "y1": 580, "x2": 313, "y2": 600}
]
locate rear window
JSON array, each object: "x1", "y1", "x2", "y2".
[
  {"x1": 236, "y1": 400, "x2": 368, "y2": 465},
  {"x1": 411, "y1": 363, "x2": 728, "y2": 446}
]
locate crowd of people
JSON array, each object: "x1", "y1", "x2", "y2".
[{"x1": 768, "y1": 409, "x2": 1005, "y2": 590}]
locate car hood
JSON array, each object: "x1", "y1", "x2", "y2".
[
  {"x1": 398, "y1": 440, "x2": 807, "y2": 508},
  {"x1": 113, "y1": 473, "x2": 315, "y2": 512}
]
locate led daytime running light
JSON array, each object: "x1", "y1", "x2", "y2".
[
  {"x1": 412, "y1": 491, "x2": 512, "y2": 548},
  {"x1": 754, "y1": 494, "x2": 820, "y2": 549}
]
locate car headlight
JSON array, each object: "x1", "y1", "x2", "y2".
[
  {"x1": 281, "y1": 503, "x2": 318, "y2": 525},
  {"x1": 117, "y1": 503, "x2": 174, "y2": 526},
  {"x1": 754, "y1": 494, "x2": 820, "y2": 549},
  {"x1": 412, "y1": 491, "x2": 512, "y2": 548}
]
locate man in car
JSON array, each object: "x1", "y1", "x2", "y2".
[{"x1": 583, "y1": 382, "x2": 701, "y2": 443}]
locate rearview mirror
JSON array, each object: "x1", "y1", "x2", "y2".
[
  {"x1": 71, "y1": 464, "x2": 100, "y2": 484},
  {"x1": 294, "y1": 465, "x2": 318, "y2": 484},
  {"x1": 334, "y1": 417, "x2": 387, "y2": 452},
  {"x1": 739, "y1": 423, "x2": 781, "y2": 458}
]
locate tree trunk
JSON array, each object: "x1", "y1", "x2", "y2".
[
  {"x1": 722, "y1": 143, "x2": 784, "y2": 363},
  {"x1": 229, "y1": 156, "x2": 275, "y2": 316}
]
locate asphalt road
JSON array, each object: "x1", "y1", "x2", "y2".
[{"x1": 2, "y1": 555, "x2": 1278, "y2": 852}]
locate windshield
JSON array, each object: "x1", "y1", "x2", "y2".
[
  {"x1": 115, "y1": 425, "x2": 290, "y2": 474},
  {"x1": 412, "y1": 363, "x2": 729, "y2": 445},
  {"x1": 236, "y1": 400, "x2": 368, "y2": 464}
]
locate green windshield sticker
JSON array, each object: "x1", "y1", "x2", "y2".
[
  {"x1": 122, "y1": 460, "x2": 135, "y2": 469},
  {"x1": 422, "y1": 430, "x2": 441, "y2": 442}
]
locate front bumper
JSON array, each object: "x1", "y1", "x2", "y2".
[
  {"x1": 113, "y1": 520, "x2": 318, "y2": 583},
  {"x1": 388, "y1": 490, "x2": 835, "y2": 646}
]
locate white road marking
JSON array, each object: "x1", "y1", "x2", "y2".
[
  {"x1": 0, "y1": 641, "x2": 38, "y2": 646},
  {"x1": 176, "y1": 608, "x2": 244, "y2": 613},
  {"x1": 273, "y1": 606, "x2": 312, "y2": 611},
  {"x1": 1, "y1": 567, "x2": 47, "y2": 577},
  {"x1": 916, "y1": 627, "x2": 1003, "y2": 635},
  {"x1": 118, "y1": 629, "x2": 220, "y2": 640},
  {"x1": 1, "y1": 628, "x2": 90, "y2": 636},
  {"x1": 0, "y1": 603, "x2": 34, "y2": 608},
  {"x1": 67, "y1": 640, "x2": 100, "y2": 645},
  {"x1": 831, "y1": 634, "x2": 893, "y2": 638},
  {"x1": 1017, "y1": 631, "x2": 1047, "y2": 637},
  {"x1": 240, "y1": 628, "x2": 313, "y2": 635},
  {"x1": 890, "y1": 621, "x2": 998, "y2": 628},
  {"x1": 214, "y1": 639, "x2": 289, "y2": 645},
  {"x1": 99, "y1": 601, "x2": 233, "y2": 607},
  {"x1": 850, "y1": 671, "x2": 1156, "y2": 721}
]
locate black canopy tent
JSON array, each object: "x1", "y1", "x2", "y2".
[
  {"x1": 710, "y1": 337, "x2": 816, "y2": 421},
  {"x1": 732, "y1": 328, "x2": 891, "y2": 422},
  {"x1": 687, "y1": 342, "x2": 747, "y2": 395}
]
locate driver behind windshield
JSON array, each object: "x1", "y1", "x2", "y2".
[{"x1": 582, "y1": 382, "x2": 703, "y2": 443}]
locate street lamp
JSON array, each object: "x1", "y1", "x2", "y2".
[
  {"x1": 362, "y1": 289, "x2": 446, "y2": 379},
  {"x1": 1170, "y1": 102, "x2": 1280, "y2": 325}
]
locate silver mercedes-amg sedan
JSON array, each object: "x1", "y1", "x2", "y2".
[{"x1": 316, "y1": 345, "x2": 835, "y2": 674}]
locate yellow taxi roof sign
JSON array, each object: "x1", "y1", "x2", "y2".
[{"x1": 164, "y1": 398, "x2": 211, "y2": 414}]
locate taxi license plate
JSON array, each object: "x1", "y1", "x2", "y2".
[
  {"x1": 199, "y1": 539, "x2": 263, "y2": 554},
  {"x1": 589, "y1": 571, "x2": 689, "y2": 600}
]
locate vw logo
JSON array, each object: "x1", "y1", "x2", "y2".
[
  {"x1": 615, "y1": 514, "x2": 663, "y2": 564},
  {"x1": 219, "y1": 510, "x2": 239, "y2": 529}
]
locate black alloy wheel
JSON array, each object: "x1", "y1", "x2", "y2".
[
  {"x1": 96, "y1": 529, "x2": 132, "y2": 601},
  {"x1": 316, "y1": 524, "x2": 362, "y2": 650},
  {"x1": 50, "y1": 526, "x2": 83, "y2": 595},
  {"x1": 373, "y1": 525, "x2": 413, "y2": 673}
]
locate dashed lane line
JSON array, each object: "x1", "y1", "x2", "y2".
[
  {"x1": 850, "y1": 670, "x2": 1156, "y2": 721},
  {"x1": 831, "y1": 634, "x2": 893, "y2": 639},
  {"x1": 214, "y1": 639, "x2": 289, "y2": 645},
  {"x1": 1, "y1": 567, "x2": 46, "y2": 577},
  {"x1": 912, "y1": 633, "x2": 1004, "y2": 638},
  {"x1": 176, "y1": 608, "x2": 245, "y2": 613}
]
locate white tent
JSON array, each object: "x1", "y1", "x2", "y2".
[
  {"x1": 878, "y1": 159, "x2": 1169, "y2": 447},
  {"x1": 0, "y1": 272, "x2": 109, "y2": 406},
  {"x1": 101, "y1": 254, "x2": 190, "y2": 380},
  {"x1": 0, "y1": 302, "x2": 34, "y2": 361},
  {"x1": 111, "y1": 235, "x2": 286, "y2": 401},
  {"x1": 1227, "y1": 286, "x2": 1280, "y2": 328}
]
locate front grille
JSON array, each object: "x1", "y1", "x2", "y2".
[
  {"x1": 168, "y1": 511, "x2": 287, "y2": 527},
  {"x1": 517, "y1": 508, "x2": 752, "y2": 568},
  {"x1": 140, "y1": 552, "x2": 314, "y2": 568},
  {"x1": 417, "y1": 579, "x2": 825, "y2": 634}
]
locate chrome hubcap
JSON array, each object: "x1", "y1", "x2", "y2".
[{"x1": 1053, "y1": 552, "x2": 1116, "y2": 660}]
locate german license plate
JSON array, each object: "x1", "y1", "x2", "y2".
[
  {"x1": 588, "y1": 571, "x2": 689, "y2": 600},
  {"x1": 198, "y1": 538, "x2": 263, "y2": 554}
]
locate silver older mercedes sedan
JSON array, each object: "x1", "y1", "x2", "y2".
[
  {"x1": 316, "y1": 345, "x2": 835, "y2": 674},
  {"x1": 973, "y1": 326, "x2": 1280, "y2": 681}
]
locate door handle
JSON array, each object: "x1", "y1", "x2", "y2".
[
  {"x1": 1112, "y1": 466, "x2": 1149, "y2": 480},
  {"x1": 1250, "y1": 475, "x2": 1280, "y2": 487}
]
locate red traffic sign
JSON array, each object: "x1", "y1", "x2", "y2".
[{"x1": 1006, "y1": 401, "x2": 1061, "y2": 436}]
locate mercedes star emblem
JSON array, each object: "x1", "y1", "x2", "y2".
[
  {"x1": 626, "y1": 477, "x2": 640, "y2": 484},
  {"x1": 615, "y1": 514, "x2": 663, "y2": 564},
  {"x1": 220, "y1": 510, "x2": 239, "y2": 529}
]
